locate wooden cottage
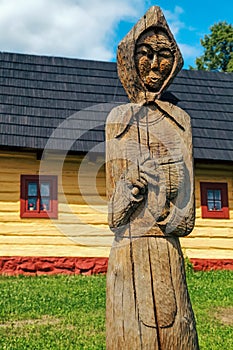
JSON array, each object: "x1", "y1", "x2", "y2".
[{"x1": 0, "y1": 52, "x2": 232, "y2": 274}]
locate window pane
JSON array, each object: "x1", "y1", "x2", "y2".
[
  {"x1": 21, "y1": 175, "x2": 57, "y2": 218},
  {"x1": 28, "y1": 197, "x2": 37, "y2": 210},
  {"x1": 215, "y1": 201, "x2": 222, "y2": 211},
  {"x1": 207, "y1": 200, "x2": 215, "y2": 210},
  {"x1": 28, "y1": 183, "x2": 37, "y2": 196},
  {"x1": 207, "y1": 190, "x2": 214, "y2": 200},
  {"x1": 214, "y1": 190, "x2": 221, "y2": 201},
  {"x1": 200, "y1": 182, "x2": 229, "y2": 219},
  {"x1": 40, "y1": 198, "x2": 50, "y2": 211},
  {"x1": 40, "y1": 183, "x2": 50, "y2": 196}
]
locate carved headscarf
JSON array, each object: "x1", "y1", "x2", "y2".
[{"x1": 117, "y1": 6, "x2": 183, "y2": 104}]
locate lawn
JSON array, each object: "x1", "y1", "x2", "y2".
[{"x1": 0, "y1": 270, "x2": 232, "y2": 350}]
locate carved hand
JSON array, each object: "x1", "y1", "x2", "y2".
[
  {"x1": 124, "y1": 168, "x2": 147, "y2": 200},
  {"x1": 109, "y1": 158, "x2": 162, "y2": 230},
  {"x1": 124, "y1": 158, "x2": 159, "y2": 199}
]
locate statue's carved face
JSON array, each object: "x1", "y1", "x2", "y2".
[{"x1": 135, "y1": 29, "x2": 174, "y2": 92}]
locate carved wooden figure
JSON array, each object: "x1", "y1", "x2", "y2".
[{"x1": 106, "y1": 6, "x2": 199, "y2": 350}]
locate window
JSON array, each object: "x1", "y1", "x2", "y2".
[
  {"x1": 20, "y1": 175, "x2": 58, "y2": 218},
  {"x1": 200, "y1": 182, "x2": 229, "y2": 219}
]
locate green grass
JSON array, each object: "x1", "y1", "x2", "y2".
[
  {"x1": 0, "y1": 270, "x2": 232, "y2": 349},
  {"x1": 188, "y1": 270, "x2": 233, "y2": 349},
  {"x1": 0, "y1": 275, "x2": 106, "y2": 350}
]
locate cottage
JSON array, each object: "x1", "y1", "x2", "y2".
[{"x1": 0, "y1": 52, "x2": 232, "y2": 274}]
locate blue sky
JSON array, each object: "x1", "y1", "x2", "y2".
[
  {"x1": 114, "y1": 0, "x2": 233, "y2": 68},
  {"x1": 0, "y1": 0, "x2": 232, "y2": 69}
]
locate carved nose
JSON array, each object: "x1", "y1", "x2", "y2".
[{"x1": 151, "y1": 54, "x2": 159, "y2": 69}]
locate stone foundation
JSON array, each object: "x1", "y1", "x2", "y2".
[
  {"x1": 0, "y1": 257, "x2": 108, "y2": 276},
  {"x1": 0, "y1": 257, "x2": 232, "y2": 275},
  {"x1": 190, "y1": 258, "x2": 233, "y2": 271}
]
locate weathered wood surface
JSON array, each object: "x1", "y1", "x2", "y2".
[{"x1": 106, "y1": 6, "x2": 199, "y2": 349}]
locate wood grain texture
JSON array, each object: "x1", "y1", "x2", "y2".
[{"x1": 106, "y1": 6, "x2": 199, "y2": 349}]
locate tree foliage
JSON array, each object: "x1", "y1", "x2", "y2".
[{"x1": 191, "y1": 21, "x2": 233, "y2": 72}]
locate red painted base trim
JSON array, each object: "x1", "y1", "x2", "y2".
[
  {"x1": 190, "y1": 259, "x2": 233, "y2": 271},
  {"x1": 0, "y1": 257, "x2": 108, "y2": 276},
  {"x1": 0, "y1": 257, "x2": 232, "y2": 275}
]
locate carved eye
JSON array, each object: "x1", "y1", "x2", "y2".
[
  {"x1": 146, "y1": 51, "x2": 154, "y2": 60},
  {"x1": 136, "y1": 46, "x2": 153, "y2": 60},
  {"x1": 159, "y1": 49, "x2": 172, "y2": 58},
  {"x1": 139, "y1": 49, "x2": 148, "y2": 56}
]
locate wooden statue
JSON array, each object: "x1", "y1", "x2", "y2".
[{"x1": 106, "y1": 6, "x2": 199, "y2": 350}]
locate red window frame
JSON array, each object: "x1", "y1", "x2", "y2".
[
  {"x1": 20, "y1": 175, "x2": 58, "y2": 218},
  {"x1": 200, "y1": 182, "x2": 229, "y2": 219}
]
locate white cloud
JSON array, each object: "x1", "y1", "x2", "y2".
[
  {"x1": 162, "y1": 6, "x2": 185, "y2": 36},
  {"x1": 0, "y1": 1, "x2": 201, "y2": 66},
  {"x1": 179, "y1": 43, "x2": 201, "y2": 59},
  {"x1": 0, "y1": 0, "x2": 144, "y2": 61}
]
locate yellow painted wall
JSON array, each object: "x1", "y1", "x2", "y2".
[
  {"x1": 0, "y1": 151, "x2": 232, "y2": 259},
  {"x1": 0, "y1": 150, "x2": 112, "y2": 257},
  {"x1": 180, "y1": 162, "x2": 233, "y2": 259}
]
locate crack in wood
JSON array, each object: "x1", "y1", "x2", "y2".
[{"x1": 148, "y1": 239, "x2": 162, "y2": 350}]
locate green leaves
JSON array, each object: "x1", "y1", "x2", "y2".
[{"x1": 191, "y1": 21, "x2": 233, "y2": 72}]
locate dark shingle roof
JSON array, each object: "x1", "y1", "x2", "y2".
[
  {"x1": 165, "y1": 69, "x2": 233, "y2": 162},
  {"x1": 0, "y1": 51, "x2": 232, "y2": 162}
]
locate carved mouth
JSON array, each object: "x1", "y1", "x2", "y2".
[
  {"x1": 144, "y1": 73, "x2": 163, "y2": 91},
  {"x1": 150, "y1": 77, "x2": 159, "y2": 82},
  {"x1": 147, "y1": 77, "x2": 161, "y2": 86},
  {"x1": 148, "y1": 73, "x2": 161, "y2": 83}
]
